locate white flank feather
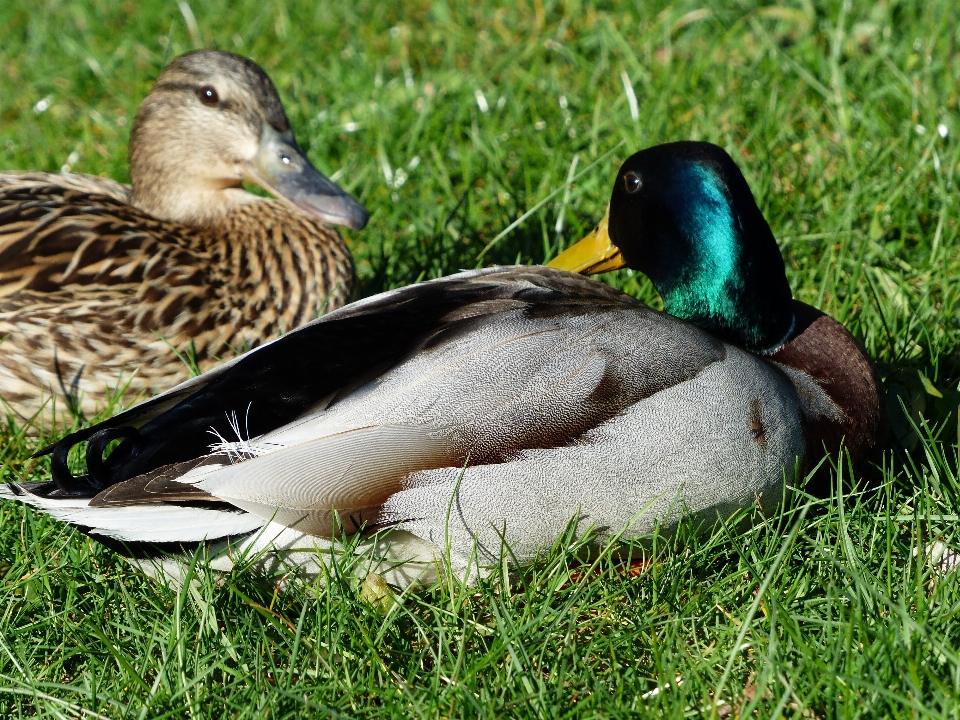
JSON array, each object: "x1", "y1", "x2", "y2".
[{"x1": 126, "y1": 524, "x2": 478, "y2": 591}]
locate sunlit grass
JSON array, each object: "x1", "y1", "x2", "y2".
[{"x1": 2, "y1": 0, "x2": 960, "y2": 716}]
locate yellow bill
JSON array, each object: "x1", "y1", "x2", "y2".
[{"x1": 546, "y1": 207, "x2": 626, "y2": 275}]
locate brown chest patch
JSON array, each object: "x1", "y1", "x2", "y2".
[{"x1": 769, "y1": 301, "x2": 886, "y2": 476}]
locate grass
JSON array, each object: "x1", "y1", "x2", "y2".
[{"x1": 1, "y1": 0, "x2": 960, "y2": 716}]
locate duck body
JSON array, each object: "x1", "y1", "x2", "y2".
[
  {"x1": 0, "y1": 50, "x2": 366, "y2": 427},
  {"x1": 3, "y1": 266, "x2": 809, "y2": 584},
  {"x1": 0, "y1": 142, "x2": 884, "y2": 588}
]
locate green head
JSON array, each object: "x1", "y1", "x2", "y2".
[{"x1": 607, "y1": 141, "x2": 794, "y2": 352}]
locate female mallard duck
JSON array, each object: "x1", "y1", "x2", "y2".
[
  {"x1": 1, "y1": 142, "x2": 883, "y2": 587},
  {"x1": 0, "y1": 50, "x2": 367, "y2": 428}
]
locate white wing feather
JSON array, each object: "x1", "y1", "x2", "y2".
[{"x1": 195, "y1": 424, "x2": 452, "y2": 535}]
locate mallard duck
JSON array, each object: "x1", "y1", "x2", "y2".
[
  {"x1": 0, "y1": 50, "x2": 367, "y2": 428},
  {"x1": 1, "y1": 141, "x2": 884, "y2": 588}
]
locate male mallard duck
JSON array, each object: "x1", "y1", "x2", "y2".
[
  {"x1": 0, "y1": 50, "x2": 367, "y2": 427},
  {"x1": 1, "y1": 142, "x2": 883, "y2": 587}
]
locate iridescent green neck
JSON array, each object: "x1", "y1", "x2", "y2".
[
  {"x1": 634, "y1": 159, "x2": 794, "y2": 351},
  {"x1": 658, "y1": 164, "x2": 742, "y2": 325}
]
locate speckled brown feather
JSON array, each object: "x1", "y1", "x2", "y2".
[
  {"x1": 0, "y1": 51, "x2": 360, "y2": 427},
  {"x1": 0, "y1": 171, "x2": 132, "y2": 202},
  {"x1": 0, "y1": 182, "x2": 352, "y2": 424}
]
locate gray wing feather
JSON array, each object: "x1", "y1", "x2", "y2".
[{"x1": 175, "y1": 299, "x2": 726, "y2": 539}]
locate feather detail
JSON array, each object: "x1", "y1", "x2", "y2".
[
  {"x1": 193, "y1": 425, "x2": 454, "y2": 535},
  {"x1": 89, "y1": 465, "x2": 224, "y2": 507},
  {"x1": 0, "y1": 187, "x2": 353, "y2": 425}
]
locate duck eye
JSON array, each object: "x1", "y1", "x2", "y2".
[
  {"x1": 623, "y1": 171, "x2": 641, "y2": 194},
  {"x1": 198, "y1": 86, "x2": 219, "y2": 105}
]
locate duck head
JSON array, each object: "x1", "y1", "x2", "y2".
[
  {"x1": 549, "y1": 141, "x2": 794, "y2": 354},
  {"x1": 129, "y1": 50, "x2": 368, "y2": 230}
]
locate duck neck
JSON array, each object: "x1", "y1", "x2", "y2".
[
  {"x1": 131, "y1": 177, "x2": 258, "y2": 227},
  {"x1": 654, "y1": 250, "x2": 795, "y2": 354},
  {"x1": 128, "y1": 104, "x2": 256, "y2": 227},
  {"x1": 639, "y1": 163, "x2": 795, "y2": 352}
]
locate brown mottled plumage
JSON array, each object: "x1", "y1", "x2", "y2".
[{"x1": 0, "y1": 50, "x2": 366, "y2": 427}]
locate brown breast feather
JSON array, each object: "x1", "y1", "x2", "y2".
[{"x1": 769, "y1": 300, "x2": 886, "y2": 482}]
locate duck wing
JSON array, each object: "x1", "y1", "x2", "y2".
[
  {"x1": 0, "y1": 182, "x2": 209, "y2": 301},
  {"x1": 42, "y1": 266, "x2": 727, "y2": 500}
]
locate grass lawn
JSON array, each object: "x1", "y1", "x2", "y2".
[{"x1": 2, "y1": 0, "x2": 960, "y2": 716}]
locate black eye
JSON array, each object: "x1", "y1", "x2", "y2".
[
  {"x1": 623, "y1": 171, "x2": 641, "y2": 194},
  {"x1": 198, "y1": 86, "x2": 219, "y2": 105}
]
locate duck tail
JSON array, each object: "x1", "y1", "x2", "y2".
[{"x1": 0, "y1": 481, "x2": 264, "y2": 543}]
